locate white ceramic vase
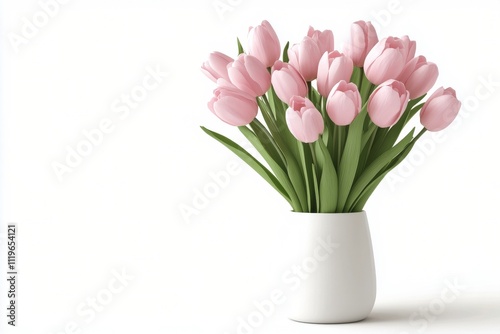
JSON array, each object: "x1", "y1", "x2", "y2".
[{"x1": 288, "y1": 211, "x2": 376, "y2": 324}]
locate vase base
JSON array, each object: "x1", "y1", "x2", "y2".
[{"x1": 288, "y1": 315, "x2": 369, "y2": 324}]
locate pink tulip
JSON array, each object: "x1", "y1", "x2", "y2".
[
  {"x1": 201, "y1": 52, "x2": 233, "y2": 82},
  {"x1": 248, "y1": 20, "x2": 281, "y2": 68},
  {"x1": 368, "y1": 79, "x2": 409, "y2": 128},
  {"x1": 227, "y1": 54, "x2": 271, "y2": 97},
  {"x1": 208, "y1": 84, "x2": 258, "y2": 126},
  {"x1": 307, "y1": 26, "x2": 334, "y2": 55},
  {"x1": 364, "y1": 37, "x2": 408, "y2": 85},
  {"x1": 326, "y1": 80, "x2": 362, "y2": 126},
  {"x1": 271, "y1": 61, "x2": 308, "y2": 104},
  {"x1": 401, "y1": 35, "x2": 416, "y2": 63},
  {"x1": 398, "y1": 56, "x2": 439, "y2": 99},
  {"x1": 420, "y1": 87, "x2": 461, "y2": 131},
  {"x1": 344, "y1": 20, "x2": 378, "y2": 67},
  {"x1": 286, "y1": 96, "x2": 324, "y2": 143},
  {"x1": 317, "y1": 51, "x2": 354, "y2": 98},
  {"x1": 288, "y1": 37, "x2": 322, "y2": 81}
]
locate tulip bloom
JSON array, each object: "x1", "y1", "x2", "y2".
[
  {"x1": 307, "y1": 26, "x2": 334, "y2": 55},
  {"x1": 368, "y1": 80, "x2": 409, "y2": 128},
  {"x1": 201, "y1": 52, "x2": 233, "y2": 82},
  {"x1": 271, "y1": 61, "x2": 308, "y2": 104},
  {"x1": 401, "y1": 35, "x2": 416, "y2": 64},
  {"x1": 227, "y1": 54, "x2": 271, "y2": 97},
  {"x1": 420, "y1": 87, "x2": 461, "y2": 131},
  {"x1": 285, "y1": 96, "x2": 324, "y2": 143},
  {"x1": 326, "y1": 80, "x2": 362, "y2": 126},
  {"x1": 208, "y1": 84, "x2": 258, "y2": 126},
  {"x1": 344, "y1": 20, "x2": 378, "y2": 67},
  {"x1": 248, "y1": 20, "x2": 281, "y2": 68},
  {"x1": 398, "y1": 56, "x2": 439, "y2": 99},
  {"x1": 288, "y1": 37, "x2": 322, "y2": 81},
  {"x1": 364, "y1": 37, "x2": 408, "y2": 85},
  {"x1": 317, "y1": 51, "x2": 354, "y2": 98}
]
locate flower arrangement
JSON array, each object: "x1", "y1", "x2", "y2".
[{"x1": 201, "y1": 20, "x2": 461, "y2": 213}]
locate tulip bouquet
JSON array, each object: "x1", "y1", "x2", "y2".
[{"x1": 201, "y1": 20, "x2": 461, "y2": 213}]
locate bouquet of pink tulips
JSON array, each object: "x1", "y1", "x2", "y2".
[{"x1": 201, "y1": 20, "x2": 461, "y2": 213}]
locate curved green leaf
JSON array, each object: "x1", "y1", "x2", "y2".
[
  {"x1": 239, "y1": 126, "x2": 299, "y2": 210},
  {"x1": 337, "y1": 108, "x2": 367, "y2": 211},
  {"x1": 282, "y1": 42, "x2": 290, "y2": 63},
  {"x1": 201, "y1": 126, "x2": 290, "y2": 204},
  {"x1": 316, "y1": 139, "x2": 338, "y2": 213},
  {"x1": 345, "y1": 129, "x2": 415, "y2": 210}
]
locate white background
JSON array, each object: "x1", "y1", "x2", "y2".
[{"x1": 1, "y1": 0, "x2": 499, "y2": 333}]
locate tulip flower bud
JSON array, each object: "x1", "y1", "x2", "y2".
[
  {"x1": 201, "y1": 52, "x2": 233, "y2": 82},
  {"x1": 364, "y1": 37, "x2": 408, "y2": 85},
  {"x1": 420, "y1": 87, "x2": 461, "y2": 131},
  {"x1": 368, "y1": 79, "x2": 409, "y2": 128},
  {"x1": 398, "y1": 56, "x2": 439, "y2": 99},
  {"x1": 344, "y1": 20, "x2": 378, "y2": 67},
  {"x1": 401, "y1": 35, "x2": 416, "y2": 64},
  {"x1": 208, "y1": 83, "x2": 258, "y2": 126},
  {"x1": 248, "y1": 20, "x2": 281, "y2": 68},
  {"x1": 317, "y1": 51, "x2": 354, "y2": 98},
  {"x1": 288, "y1": 37, "x2": 322, "y2": 81},
  {"x1": 271, "y1": 61, "x2": 308, "y2": 104},
  {"x1": 227, "y1": 54, "x2": 271, "y2": 97},
  {"x1": 326, "y1": 80, "x2": 362, "y2": 126},
  {"x1": 307, "y1": 26, "x2": 334, "y2": 55},
  {"x1": 285, "y1": 96, "x2": 324, "y2": 143}
]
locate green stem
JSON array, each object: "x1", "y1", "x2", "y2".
[
  {"x1": 309, "y1": 142, "x2": 320, "y2": 184},
  {"x1": 320, "y1": 96, "x2": 327, "y2": 119},
  {"x1": 261, "y1": 94, "x2": 275, "y2": 119},
  {"x1": 298, "y1": 142, "x2": 312, "y2": 212},
  {"x1": 402, "y1": 102, "x2": 425, "y2": 127},
  {"x1": 307, "y1": 81, "x2": 313, "y2": 101},
  {"x1": 336, "y1": 125, "x2": 344, "y2": 169},
  {"x1": 414, "y1": 127, "x2": 427, "y2": 142},
  {"x1": 351, "y1": 67, "x2": 363, "y2": 89},
  {"x1": 309, "y1": 142, "x2": 320, "y2": 212},
  {"x1": 309, "y1": 142, "x2": 318, "y2": 170},
  {"x1": 359, "y1": 69, "x2": 374, "y2": 104},
  {"x1": 251, "y1": 118, "x2": 286, "y2": 166},
  {"x1": 358, "y1": 127, "x2": 377, "y2": 174}
]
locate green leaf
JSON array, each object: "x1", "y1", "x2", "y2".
[
  {"x1": 357, "y1": 127, "x2": 377, "y2": 178},
  {"x1": 350, "y1": 67, "x2": 362, "y2": 89},
  {"x1": 239, "y1": 126, "x2": 301, "y2": 210},
  {"x1": 310, "y1": 86, "x2": 322, "y2": 107},
  {"x1": 361, "y1": 123, "x2": 378, "y2": 149},
  {"x1": 256, "y1": 98, "x2": 307, "y2": 212},
  {"x1": 359, "y1": 70, "x2": 373, "y2": 105},
  {"x1": 351, "y1": 128, "x2": 426, "y2": 211},
  {"x1": 322, "y1": 119, "x2": 330, "y2": 148},
  {"x1": 351, "y1": 177, "x2": 383, "y2": 212},
  {"x1": 263, "y1": 91, "x2": 301, "y2": 167},
  {"x1": 268, "y1": 85, "x2": 286, "y2": 116},
  {"x1": 286, "y1": 157, "x2": 307, "y2": 212},
  {"x1": 315, "y1": 139, "x2": 338, "y2": 213},
  {"x1": 298, "y1": 142, "x2": 313, "y2": 212},
  {"x1": 326, "y1": 117, "x2": 335, "y2": 162},
  {"x1": 201, "y1": 126, "x2": 290, "y2": 204},
  {"x1": 370, "y1": 95, "x2": 427, "y2": 162},
  {"x1": 282, "y1": 42, "x2": 290, "y2": 63},
  {"x1": 345, "y1": 129, "x2": 415, "y2": 211},
  {"x1": 250, "y1": 120, "x2": 286, "y2": 171},
  {"x1": 311, "y1": 164, "x2": 320, "y2": 213},
  {"x1": 237, "y1": 38, "x2": 244, "y2": 55},
  {"x1": 336, "y1": 108, "x2": 367, "y2": 211}
]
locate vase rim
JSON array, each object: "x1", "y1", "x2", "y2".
[{"x1": 290, "y1": 210, "x2": 366, "y2": 215}]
